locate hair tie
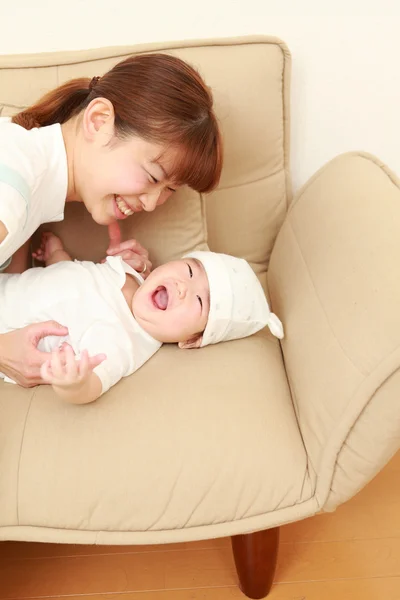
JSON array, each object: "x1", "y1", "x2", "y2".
[{"x1": 89, "y1": 76, "x2": 101, "y2": 91}]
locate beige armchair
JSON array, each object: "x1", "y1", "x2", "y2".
[{"x1": 1, "y1": 36, "x2": 399, "y2": 599}]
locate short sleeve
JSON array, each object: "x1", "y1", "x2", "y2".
[
  {"x1": 0, "y1": 182, "x2": 28, "y2": 268},
  {"x1": 78, "y1": 322, "x2": 135, "y2": 395}
]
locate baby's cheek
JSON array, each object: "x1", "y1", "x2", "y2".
[{"x1": 167, "y1": 315, "x2": 186, "y2": 339}]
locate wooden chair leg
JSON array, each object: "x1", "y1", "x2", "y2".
[{"x1": 231, "y1": 527, "x2": 280, "y2": 599}]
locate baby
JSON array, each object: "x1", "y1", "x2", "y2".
[{"x1": 0, "y1": 232, "x2": 283, "y2": 404}]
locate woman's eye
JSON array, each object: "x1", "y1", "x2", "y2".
[
  {"x1": 197, "y1": 295, "x2": 203, "y2": 308},
  {"x1": 187, "y1": 264, "x2": 193, "y2": 278}
]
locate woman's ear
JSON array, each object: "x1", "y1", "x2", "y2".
[
  {"x1": 178, "y1": 334, "x2": 203, "y2": 349},
  {"x1": 82, "y1": 98, "x2": 115, "y2": 141}
]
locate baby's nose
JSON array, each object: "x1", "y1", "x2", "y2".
[{"x1": 176, "y1": 281, "x2": 187, "y2": 299}]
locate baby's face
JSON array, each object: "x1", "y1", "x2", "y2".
[{"x1": 132, "y1": 258, "x2": 210, "y2": 344}]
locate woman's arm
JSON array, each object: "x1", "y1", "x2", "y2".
[
  {"x1": 0, "y1": 182, "x2": 30, "y2": 269},
  {"x1": 4, "y1": 239, "x2": 31, "y2": 273},
  {"x1": 0, "y1": 220, "x2": 8, "y2": 244}
]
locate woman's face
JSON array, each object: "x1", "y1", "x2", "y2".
[{"x1": 71, "y1": 99, "x2": 179, "y2": 225}]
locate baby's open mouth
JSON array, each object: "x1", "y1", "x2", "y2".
[{"x1": 152, "y1": 286, "x2": 168, "y2": 310}]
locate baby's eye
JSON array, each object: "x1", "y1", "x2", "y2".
[
  {"x1": 187, "y1": 264, "x2": 193, "y2": 278},
  {"x1": 149, "y1": 174, "x2": 159, "y2": 184},
  {"x1": 197, "y1": 295, "x2": 203, "y2": 308}
]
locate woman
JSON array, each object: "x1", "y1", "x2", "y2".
[{"x1": 0, "y1": 52, "x2": 222, "y2": 386}]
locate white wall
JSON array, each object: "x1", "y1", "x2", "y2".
[{"x1": 1, "y1": 1, "x2": 399, "y2": 191}]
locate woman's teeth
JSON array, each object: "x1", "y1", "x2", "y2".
[{"x1": 115, "y1": 195, "x2": 134, "y2": 216}]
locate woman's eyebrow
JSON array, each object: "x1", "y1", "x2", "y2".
[{"x1": 152, "y1": 160, "x2": 170, "y2": 179}]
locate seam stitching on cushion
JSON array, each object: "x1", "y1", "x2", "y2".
[
  {"x1": 199, "y1": 192, "x2": 208, "y2": 249},
  {"x1": 0, "y1": 493, "x2": 319, "y2": 535},
  {"x1": 287, "y1": 220, "x2": 366, "y2": 376},
  {"x1": 0, "y1": 102, "x2": 25, "y2": 110},
  {"x1": 280, "y1": 57, "x2": 287, "y2": 211},
  {"x1": 216, "y1": 167, "x2": 284, "y2": 192},
  {"x1": 317, "y1": 356, "x2": 400, "y2": 510},
  {"x1": 279, "y1": 42, "x2": 291, "y2": 210},
  {"x1": 0, "y1": 37, "x2": 288, "y2": 69},
  {"x1": 16, "y1": 388, "x2": 36, "y2": 525},
  {"x1": 324, "y1": 368, "x2": 400, "y2": 511},
  {"x1": 289, "y1": 153, "x2": 400, "y2": 217}
]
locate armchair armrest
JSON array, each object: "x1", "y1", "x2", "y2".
[{"x1": 268, "y1": 152, "x2": 400, "y2": 511}]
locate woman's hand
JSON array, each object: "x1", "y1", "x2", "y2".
[
  {"x1": 0, "y1": 323, "x2": 105, "y2": 388},
  {"x1": 0, "y1": 322, "x2": 69, "y2": 387},
  {"x1": 105, "y1": 223, "x2": 152, "y2": 278}
]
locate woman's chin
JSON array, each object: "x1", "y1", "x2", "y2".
[{"x1": 91, "y1": 210, "x2": 114, "y2": 227}]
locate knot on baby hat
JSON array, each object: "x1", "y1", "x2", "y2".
[{"x1": 184, "y1": 251, "x2": 284, "y2": 347}]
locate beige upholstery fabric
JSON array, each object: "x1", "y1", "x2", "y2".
[
  {"x1": 268, "y1": 152, "x2": 400, "y2": 511},
  {"x1": 0, "y1": 333, "x2": 316, "y2": 543},
  {"x1": 0, "y1": 37, "x2": 399, "y2": 546}
]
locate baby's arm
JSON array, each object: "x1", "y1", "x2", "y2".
[
  {"x1": 32, "y1": 232, "x2": 72, "y2": 266},
  {"x1": 41, "y1": 345, "x2": 105, "y2": 404}
]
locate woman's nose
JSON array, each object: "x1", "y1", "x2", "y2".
[{"x1": 139, "y1": 190, "x2": 161, "y2": 212}]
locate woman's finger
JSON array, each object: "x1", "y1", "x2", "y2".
[
  {"x1": 108, "y1": 250, "x2": 152, "y2": 273},
  {"x1": 107, "y1": 222, "x2": 122, "y2": 250},
  {"x1": 140, "y1": 259, "x2": 152, "y2": 278},
  {"x1": 123, "y1": 256, "x2": 152, "y2": 275},
  {"x1": 107, "y1": 239, "x2": 149, "y2": 258},
  {"x1": 120, "y1": 250, "x2": 145, "y2": 263}
]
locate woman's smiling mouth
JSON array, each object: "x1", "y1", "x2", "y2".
[{"x1": 114, "y1": 194, "x2": 134, "y2": 218}]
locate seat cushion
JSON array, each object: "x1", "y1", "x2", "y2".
[{"x1": 0, "y1": 332, "x2": 313, "y2": 544}]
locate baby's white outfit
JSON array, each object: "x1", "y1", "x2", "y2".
[
  {"x1": 0, "y1": 256, "x2": 162, "y2": 394},
  {"x1": 0, "y1": 117, "x2": 67, "y2": 270}
]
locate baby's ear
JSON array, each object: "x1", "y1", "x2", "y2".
[{"x1": 178, "y1": 334, "x2": 203, "y2": 349}]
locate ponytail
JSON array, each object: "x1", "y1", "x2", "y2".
[{"x1": 12, "y1": 78, "x2": 93, "y2": 130}]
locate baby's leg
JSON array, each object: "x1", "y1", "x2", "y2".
[
  {"x1": 45, "y1": 247, "x2": 72, "y2": 266},
  {"x1": 32, "y1": 232, "x2": 73, "y2": 266}
]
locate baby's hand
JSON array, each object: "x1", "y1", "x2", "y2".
[
  {"x1": 40, "y1": 345, "x2": 106, "y2": 390},
  {"x1": 32, "y1": 232, "x2": 64, "y2": 263}
]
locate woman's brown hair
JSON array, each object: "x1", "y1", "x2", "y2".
[{"x1": 12, "y1": 53, "x2": 222, "y2": 193}]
